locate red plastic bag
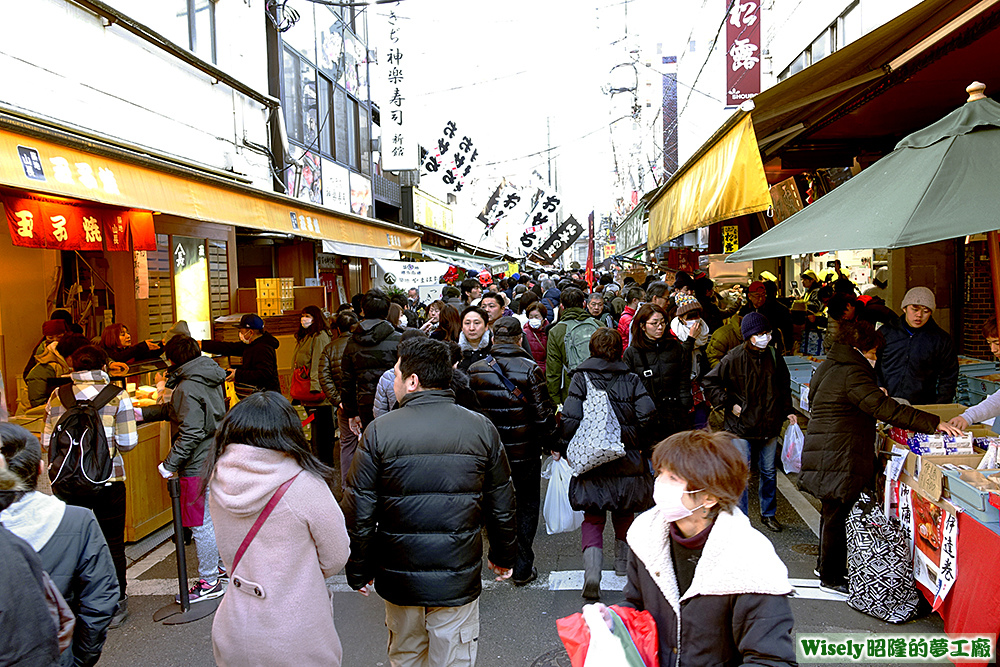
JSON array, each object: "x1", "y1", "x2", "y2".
[{"x1": 557, "y1": 605, "x2": 659, "y2": 667}]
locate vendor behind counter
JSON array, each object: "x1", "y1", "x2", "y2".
[{"x1": 199, "y1": 314, "x2": 280, "y2": 396}]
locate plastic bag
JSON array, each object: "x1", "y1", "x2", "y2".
[
  {"x1": 782, "y1": 423, "x2": 804, "y2": 474},
  {"x1": 542, "y1": 456, "x2": 584, "y2": 535},
  {"x1": 557, "y1": 604, "x2": 659, "y2": 667}
]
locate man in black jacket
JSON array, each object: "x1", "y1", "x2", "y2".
[
  {"x1": 341, "y1": 290, "x2": 403, "y2": 436},
  {"x1": 342, "y1": 337, "x2": 516, "y2": 666},
  {"x1": 468, "y1": 317, "x2": 555, "y2": 586},
  {"x1": 1, "y1": 424, "x2": 118, "y2": 666},
  {"x1": 703, "y1": 313, "x2": 796, "y2": 533},
  {"x1": 200, "y1": 314, "x2": 280, "y2": 396}
]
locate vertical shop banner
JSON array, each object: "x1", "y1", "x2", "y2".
[
  {"x1": 423, "y1": 120, "x2": 479, "y2": 193},
  {"x1": 534, "y1": 215, "x2": 585, "y2": 263},
  {"x1": 520, "y1": 186, "x2": 562, "y2": 255},
  {"x1": 321, "y1": 159, "x2": 352, "y2": 214},
  {"x1": 133, "y1": 250, "x2": 149, "y2": 299},
  {"x1": 378, "y1": 10, "x2": 416, "y2": 170},
  {"x1": 477, "y1": 180, "x2": 532, "y2": 235},
  {"x1": 172, "y1": 237, "x2": 211, "y2": 340},
  {"x1": 585, "y1": 211, "x2": 595, "y2": 288},
  {"x1": 725, "y1": 0, "x2": 761, "y2": 106}
]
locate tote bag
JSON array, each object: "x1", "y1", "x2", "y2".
[{"x1": 566, "y1": 374, "x2": 626, "y2": 476}]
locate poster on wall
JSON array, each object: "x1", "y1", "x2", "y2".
[
  {"x1": 285, "y1": 147, "x2": 323, "y2": 205},
  {"x1": 133, "y1": 250, "x2": 149, "y2": 300},
  {"x1": 321, "y1": 159, "x2": 351, "y2": 213},
  {"x1": 350, "y1": 173, "x2": 373, "y2": 217},
  {"x1": 172, "y1": 237, "x2": 211, "y2": 340}
]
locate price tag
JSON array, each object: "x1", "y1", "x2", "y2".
[{"x1": 916, "y1": 460, "x2": 944, "y2": 501}]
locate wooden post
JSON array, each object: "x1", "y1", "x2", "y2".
[{"x1": 989, "y1": 230, "x2": 1000, "y2": 328}]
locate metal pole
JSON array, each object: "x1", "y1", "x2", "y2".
[{"x1": 168, "y1": 477, "x2": 190, "y2": 613}]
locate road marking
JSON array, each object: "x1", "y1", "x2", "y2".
[{"x1": 777, "y1": 471, "x2": 821, "y2": 538}]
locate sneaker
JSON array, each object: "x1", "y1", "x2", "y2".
[
  {"x1": 218, "y1": 565, "x2": 229, "y2": 581},
  {"x1": 176, "y1": 578, "x2": 225, "y2": 604},
  {"x1": 819, "y1": 581, "x2": 849, "y2": 597}
]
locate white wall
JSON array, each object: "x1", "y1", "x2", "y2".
[{"x1": 0, "y1": 0, "x2": 273, "y2": 188}]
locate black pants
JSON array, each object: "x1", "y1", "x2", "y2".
[
  {"x1": 61, "y1": 481, "x2": 127, "y2": 599},
  {"x1": 307, "y1": 404, "x2": 336, "y2": 468},
  {"x1": 510, "y1": 457, "x2": 541, "y2": 580},
  {"x1": 818, "y1": 496, "x2": 856, "y2": 585}
]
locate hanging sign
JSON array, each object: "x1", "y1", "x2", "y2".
[
  {"x1": 534, "y1": 215, "x2": 584, "y2": 263},
  {"x1": 725, "y1": 0, "x2": 762, "y2": 106},
  {"x1": 3, "y1": 194, "x2": 153, "y2": 251},
  {"x1": 722, "y1": 224, "x2": 740, "y2": 253},
  {"x1": 377, "y1": 10, "x2": 416, "y2": 170},
  {"x1": 374, "y1": 259, "x2": 450, "y2": 291},
  {"x1": 520, "y1": 187, "x2": 562, "y2": 255},
  {"x1": 477, "y1": 180, "x2": 531, "y2": 234},
  {"x1": 423, "y1": 120, "x2": 478, "y2": 193}
]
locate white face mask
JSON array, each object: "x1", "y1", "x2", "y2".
[
  {"x1": 300, "y1": 317, "x2": 314, "y2": 329},
  {"x1": 855, "y1": 348, "x2": 877, "y2": 368},
  {"x1": 751, "y1": 332, "x2": 771, "y2": 349},
  {"x1": 528, "y1": 317, "x2": 542, "y2": 329},
  {"x1": 653, "y1": 477, "x2": 704, "y2": 522},
  {"x1": 239, "y1": 330, "x2": 252, "y2": 344}
]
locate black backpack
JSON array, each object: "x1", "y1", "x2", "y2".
[{"x1": 48, "y1": 384, "x2": 121, "y2": 497}]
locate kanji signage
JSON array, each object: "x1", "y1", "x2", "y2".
[
  {"x1": 722, "y1": 225, "x2": 740, "y2": 253},
  {"x1": 3, "y1": 194, "x2": 154, "y2": 251},
  {"x1": 423, "y1": 120, "x2": 478, "y2": 194},
  {"x1": 534, "y1": 215, "x2": 584, "y2": 263},
  {"x1": 520, "y1": 186, "x2": 562, "y2": 255},
  {"x1": 378, "y1": 10, "x2": 416, "y2": 170},
  {"x1": 725, "y1": 0, "x2": 761, "y2": 106}
]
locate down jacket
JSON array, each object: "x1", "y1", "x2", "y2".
[
  {"x1": 703, "y1": 343, "x2": 792, "y2": 440},
  {"x1": 1, "y1": 493, "x2": 118, "y2": 667},
  {"x1": 0, "y1": 525, "x2": 59, "y2": 667},
  {"x1": 877, "y1": 316, "x2": 959, "y2": 405},
  {"x1": 557, "y1": 358, "x2": 656, "y2": 514},
  {"x1": 318, "y1": 331, "x2": 352, "y2": 404},
  {"x1": 623, "y1": 507, "x2": 796, "y2": 667},
  {"x1": 707, "y1": 314, "x2": 742, "y2": 368},
  {"x1": 340, "y1": 320, "x2": 401, "y2": 427},
  {"x1": 623, "y1": 334, "x2": 693, "y2": 441},
  {"x1": 467, "y1": 344, "x2": 556, "y2": 465},
  {"x1": 201, "y1": 332, "x2": 280, "y2": 394},
  {"x1": 341, "y1": 389, "x2": 516, "y2": 607},
  {"x1": 799, "y1": 343, "x2": 940, "y2": 502}
]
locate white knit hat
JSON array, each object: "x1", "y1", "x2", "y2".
[{"x1": 901, "y1": 286, "x2": 936, "y2": 311}]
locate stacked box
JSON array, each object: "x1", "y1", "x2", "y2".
[
  {"x1": 280, "y1": 277, "x2": 294, "y2": 300},
  {"x1": 258, "y1": 298, "x2": 281, "y2": 317},
  {"x1": 887, "y1": 427, "x2": 974, "y2": 455}
]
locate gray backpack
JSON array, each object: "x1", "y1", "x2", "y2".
[{"x1": 562, "y1": 319, "x2": 601, "y2": 389}]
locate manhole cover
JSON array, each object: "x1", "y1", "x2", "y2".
[
  {"x1": 791, "y1": 543, "x2": 820, "y2": 556},
  {"x1": 531, "y1": 647, "x2": 572, "y2": 667}
]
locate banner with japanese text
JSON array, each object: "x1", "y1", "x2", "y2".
[
  {"x1": 423, "y1": 120, "x2": 479, "y2": 194},
  {"x1": 376, "y1": 9, "x2": 416, "y2": 170},
  {"x1": 3, "y1": 194, "x2": 152, "y2": 251},
  {"x1": 477, "y1": 180, "x2": 532, "y2": 235},
  {"x1": 520, "y1": 185, "x2": 562, "y2": 255},
  {"x1": 726, "y1": 0, "x2": 761, "y2": 106},
  {"x1": 534, "y1": 215, "x2": 584, "y2": 264}
]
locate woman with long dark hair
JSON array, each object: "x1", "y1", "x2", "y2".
[
  {"x1": 99, "y1": 323, "x2": 163, "y2": 364},
  {"x1": 205, "y1": 392, "x2": 349, "y2": 667},
  {"x1": 292, "y1": 305, "x2": 334, "y2": 465},
  {"x1": 430, "y1": 303, "x2": 461, "y2": 343},
  {"x1": 624, "y1": 304, "x2": 692, "y2": 440}
]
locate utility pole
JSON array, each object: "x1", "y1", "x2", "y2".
[{"x1": 546, "y1": 116, "x2": 552, "y2": 187}]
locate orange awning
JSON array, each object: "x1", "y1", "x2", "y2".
[{"x1": 0, "y1": 126, "x2": 421, "y2": 253}]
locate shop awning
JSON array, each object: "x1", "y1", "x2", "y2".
[
  {"x1": 0, "y1": 123, "x2": 421, "y2": 254},
  {"x1": 646, "y1": 114, "x2": 771, "y2": 250},
  {"x1": 421, "y1": 246, "x2": 495, "y2": 271},
  {"x1": 322, "y1": 240, "x2": 399, "y2": 260}
]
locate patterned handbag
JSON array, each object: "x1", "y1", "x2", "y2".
[
  {"x1": 565, "y1": 374, "x2": 626, "y2": 476},
  {"x1": 846, "y1": 492, "x2": 921, "y2": 623}
]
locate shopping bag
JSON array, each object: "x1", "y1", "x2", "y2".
[
  {"x1": 781, "y1": 423, "x2": 804, "y2": 474},
  {"x1": 565, "y1": 374, "x2": 626, "y2": 476},
  {"x1": 557, "y1": 604, "x2": 658, "y2": 667},
  {"x1": 542, "y1": 457, "x2": 584, "y2": 535}
]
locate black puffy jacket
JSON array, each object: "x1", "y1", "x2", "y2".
[
  {"x1": 557, "y1": 358, "x2": 656, "y2": 514},
  {"x1": 341, "y1": 389, "x2": 517, "y2": 607},
  {"x1": 877, "y1": 316, "x2": 958, "y2": 404},
  {"x1": 703, "y1": 343, "x2": 792, "y2": 440},
  {"x1": 623, "y1": 334, "x2": 693, "y2": 440},
  {"x1": 341, "y1": 319, "x2": 401, "y2": 427},
  {"x1": 799, "y1": 343, "x2": 940, "y2": 502},
  {"x1": 467, "y1": 344, "x2": 556, "y2": 465},
  {"x1": 0, "y1": 526, "x2": 59, "y2": 667},
  {"x1": 318, "y1": 331, "x2": 352, "y2": 404},
  {"x1": 201, "y1": 332, "x2": 280, "y2": 395}
]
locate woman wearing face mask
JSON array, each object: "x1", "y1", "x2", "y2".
[
  {"x1": 798, "y1": 321, "x2": 962, "y2": 596},
  {"x1": 457, "y1": 306, "x2": 491, "y2": 371},
  {"x1": 600, "y1": 430, "x2": 797, "y2": 666},
  {"x1": 624, "y1": 304, "x2": 692, "y2": 441},
  {"x1": 670, "y1": 294, "x2": 711, "y2": 429},
  {"x1": 521, "y1": 301, "x2": 549, "y2": 374},
  {"x1": 292, "y1": 305, "x2": 334, "y2": 466}
]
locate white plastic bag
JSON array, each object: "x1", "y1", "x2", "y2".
[
  {"x1": 542, "y1": 456, "x2": 584, "y2": 535},
  {"x1": 782, "y1": 423, "x2": 804, "y2": 474},
  {"x1": 582, "y1": 605, "x2": 630, "y2": 667}
]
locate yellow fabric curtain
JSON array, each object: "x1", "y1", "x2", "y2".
[{"x1": 647, "y1": 114, "x2": 770, "y2": 249}]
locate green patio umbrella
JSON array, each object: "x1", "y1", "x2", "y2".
[{"x1": 728, "y1": 83, "x2": 1000, "y2": 262}]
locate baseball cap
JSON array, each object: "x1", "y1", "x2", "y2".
[
  {"x1": 493, "y1": 316, "x2": 524, "y2": 338},
  {"x1": 749, "y1": 280, "x2": 766, "y2": 294},
  {"x1": 238, "y1": 314, "x2": 265, "y2": 330}
]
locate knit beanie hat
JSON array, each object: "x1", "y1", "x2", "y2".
[
  {"x1": 741, "y1": 312, "x2": 771, "y2": 340},
  {"x1": 675, "y1": 293, "x2": 702, "y2": 317},
  {"x1": 42, "y1": 319, "x2": 67, "y2": 336},
  {"x1": 901, "y1": 286, "x2": 935, "y2": 311}
]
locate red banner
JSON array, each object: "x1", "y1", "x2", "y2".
[
  {"x1": 725, "y1": 0, "x2": 761, "y2": 107},
  {"x1": 4, "y1": 194, "x2": 154, "y2": 251}
]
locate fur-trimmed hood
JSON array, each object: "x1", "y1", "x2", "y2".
[{"x1": 627, "y1": 506, "x2": 791, "y2": 613}]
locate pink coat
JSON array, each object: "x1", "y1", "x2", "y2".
[
  {"x1": 523, "y1": 320, "x2": 549, "y2": 373},
  {"x1": 210, "y1": 445, "x2": 350, "y2": 667}
]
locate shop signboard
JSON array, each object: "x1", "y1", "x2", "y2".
[
  {"x1": 374, "y1": 259, "x2": 450, "y2": 292},
  {"x1": 535, "y1": 215, "x2": 584, "y2": 263},
  {"x1": 375, "y1": 9, "x2": 416, "y2": 170},
  {"x1": 172, "y1": 236, "x2": 211, "y2": 340},
  {"x1": 3, "y1": 193, "x2": 154, "y2": 251},
  {"x1": 412, "y1": 188, "x2": 454, "y2": 235},
  {"x1": 725, "y1": 0, "x2": 762, "y2": 107},
  {"x1": 769, "y1": 176, "x2": 804, "y2": 225},
  {"x1": 321, "y1": 159, "x2": 351, "y2": 214},
  {"x1": 722, "y1": 224, "x2": 740, "y2": 253},
  {"x1": 614, "y1": 207, "x2": 646, "y2": 255}
]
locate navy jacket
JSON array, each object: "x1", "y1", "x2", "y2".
[{"x1": 877, "y1": 317, "x2": 958, "y2": 405}]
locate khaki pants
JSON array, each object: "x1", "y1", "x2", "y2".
[{"x1": 384, "y1": 598, "x2": 479, "y2": 667}]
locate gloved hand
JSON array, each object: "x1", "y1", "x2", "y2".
[{"x1": 157, "y1": 463, "x2": 175, "y2": 479}]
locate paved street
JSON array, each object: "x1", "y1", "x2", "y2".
[{"x1": 99, "y1": 469, "x2": 944, "y2": 666}]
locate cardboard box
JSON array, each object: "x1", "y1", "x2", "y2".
[{"x1": 893, "y1": 452, "x2": 985, "y2": 501}]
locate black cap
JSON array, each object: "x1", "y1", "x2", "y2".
[
  {"x1": 238, "y1": 314, "x2": 265, "y2": 330},
  {"x1": 493, "y1": 316, "x2": 523, "y2": 338}
]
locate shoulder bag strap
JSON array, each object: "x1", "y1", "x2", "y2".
[
  {"x1": 57, "y1": 384, "x2": 77, "y2": 409},
  {"x1": 231, "y1": 472, "x2": 300, "y2": 574},
  {"x1": 486, "y1": 355, "x2": 526, "y2": 402},
  {"x1": 92, "y1": 384, "x2": 124, "y2": 410}
]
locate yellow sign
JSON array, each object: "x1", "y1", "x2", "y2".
[
  {"x1": 412, "y1": 188, "x2": 455, "y2": 235},
  {"x1": 722, "y1": 225, "x2": 740, "y2": 253},
  {"x1": 604, "y1": 244, "x2": 617, "y2": 256}
]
